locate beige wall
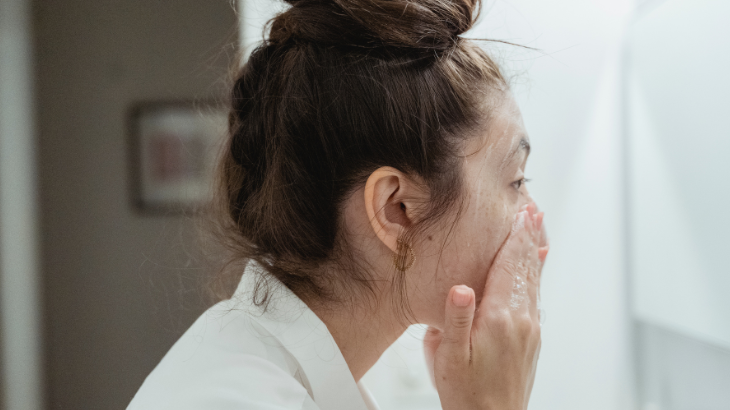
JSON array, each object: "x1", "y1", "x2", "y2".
[{"x1": 34, "y1": 1, "x2": 236, "y2": 408}]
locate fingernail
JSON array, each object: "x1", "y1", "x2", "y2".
[
  {"x1": 527, "y1": 202, "x2": 536, "y2": 216},
  {"x1": 452, "y1": 286, "x2": 471, "y2": 307},
  {"x1": 536, "y1": 212, "x2": 544, "y2": 231}
]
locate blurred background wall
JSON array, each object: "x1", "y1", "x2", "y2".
[
  {"x1": 627, "y1": 0, "x2": 730, "y2": 408},
  {"x1": 31, "y1": 0, "x2": 235, "y2": 408},
  {"x1": 1, "y1": 0, "x2": 43, "y2": 409},
  {"x1": 1, "y1": 0, "x2": 730, "y2": 409}
]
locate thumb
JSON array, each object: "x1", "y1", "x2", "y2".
[{"x1": 438, "y1": 285, "x2": 475, "y2": 366}]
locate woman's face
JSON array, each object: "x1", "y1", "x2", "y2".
[{"x1": 410, "y1": 94, "x2": 534, "y2": 328}]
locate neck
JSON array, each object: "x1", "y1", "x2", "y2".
[{"x1": 308, "y1": 294, "x2": 408, "y2": 381}]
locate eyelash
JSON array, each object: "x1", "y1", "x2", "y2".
[{"x1": 512, "y1": 178, "x2": 531, "y2": 190}]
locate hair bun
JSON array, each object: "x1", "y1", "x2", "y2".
[{"x1": 269, "y1": 0, "x2": 481, "y2": 51}]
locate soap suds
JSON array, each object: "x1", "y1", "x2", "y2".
[
  {"x1": 509, "y1": 276, "x2": 528, "y2": 310},
  {"x1": 512, "y1": 211, "x2": 525, "y2": 233}
]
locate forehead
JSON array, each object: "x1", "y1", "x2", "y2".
[{"x1": 464, "y1": 94, "x2": 528, "y2": 165}]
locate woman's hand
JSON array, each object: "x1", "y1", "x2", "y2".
[{"x1": 424, "y1": 203, "x2": 548, "y2": 410}]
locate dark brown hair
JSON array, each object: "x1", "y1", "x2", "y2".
[{"x1": 207, "y1": 0, "x2": 507, "y2": 311}]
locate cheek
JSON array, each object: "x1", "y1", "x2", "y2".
[{"x1": 436, "y1": 193, "x2": 514, "y2": 301}]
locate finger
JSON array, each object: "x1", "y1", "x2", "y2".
[
  {"x1": 537, "y1": 244, "x2": 550, "y2": 289},
  {"x1": 423, "y1": 326, "x2": 442, "y2": 359},
  {"x1": 438, "y1": 285, "x2": 475, "y2": 366},
  {"x1": 525, "y1": 213, "x2": 539, "y2": 319},
  {"x1": 423, "y1": 326, "x2": 442, "y2": 387},
  {"x1": 536, "y1": 212, "x2": 548, "y2": 248},
  {"x1": 524, "y1": 206, "x2": 535, "y2": 237},
  {"x1": 424, "y1": 326, "x2": 442, "y2": 349},
  {"x1": 524, "y1": 209, "x2": 539, "y2": 269},
  {"x1": 479, "y1": 211, "x2": 530, "y2": 313},
  {"x1": 527, "y1": 265, "x2": 539, "y2": 320},
  {"x1": 526, "y1": 202, "x2": 538, "y2": 218}
]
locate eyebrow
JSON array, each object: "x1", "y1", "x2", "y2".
[
  {"x1": 498, "y1": 135, "x2": 530, "y2": 172},
  {"x1": 510, "y1": 135, "x2": 531, "y2": 160}
]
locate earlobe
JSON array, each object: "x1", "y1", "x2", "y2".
[{"x1": 364, "y1": 167, "x2": 412, "y2": 254}]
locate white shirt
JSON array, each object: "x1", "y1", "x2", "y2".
[{"x1": 128, "y1": 263, "x2": 379, "y2": 410}]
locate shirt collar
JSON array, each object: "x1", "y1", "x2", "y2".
[{"x1": 232, "y1": 262, "x2": 371, "y2": 410}]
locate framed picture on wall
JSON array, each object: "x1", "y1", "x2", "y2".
[{"x1": 128, "y1": 100, "x2": 228, "y2": 214}]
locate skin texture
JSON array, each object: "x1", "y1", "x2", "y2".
[
  {"x1": 308, "y1": 93, "x2": 549, "y2": 408},
  {"x1": 404, "y1": 94, "x2": 536, "y2": 327}
]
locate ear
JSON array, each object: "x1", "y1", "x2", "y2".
[{"x1": 364, "y1": 166, "x2": 427, "y2": 253}]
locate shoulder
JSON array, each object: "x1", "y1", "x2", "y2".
[{"x1": 127, "y1": 299, "x2": 313, "y2": 410}]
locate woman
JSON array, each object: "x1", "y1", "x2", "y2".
[{"x1": 128, "y1": 0, "x2": 548, "y2": 408}]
